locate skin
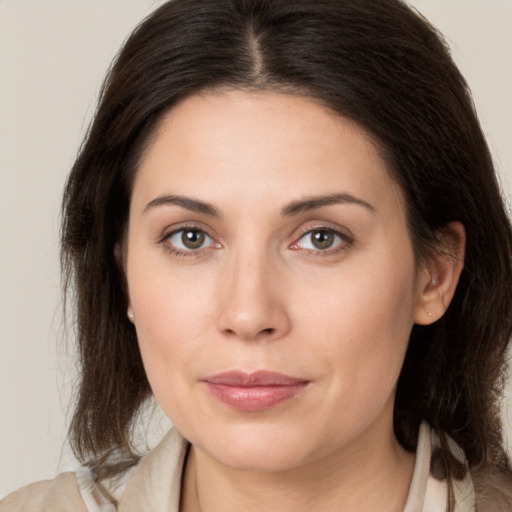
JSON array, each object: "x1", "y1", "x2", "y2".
[{"x1": 125, "y1": 90, "x2": 464, "y2": 512}]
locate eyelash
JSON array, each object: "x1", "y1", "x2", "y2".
[
  {"x1": 157, "y1": 225, "x2": 354, "y2": 258},
  {"x1": 158, "y1": 225, "x2": 218, "y2": 258},
  {"x1": 290, "y1": 227, "x2": 354, "y2": 256}
]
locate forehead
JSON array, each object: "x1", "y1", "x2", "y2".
[{"x1": 132, "y1": 90, "x2": 403, "y2": 217}]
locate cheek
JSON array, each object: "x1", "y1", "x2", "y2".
[
  {"x1": 131, "y1": 288, "x2": 209, "y2": 424},
  {"x1": 125, "y1": 246, "x2": 216, "y2": 392},
  {"x1": 131, "y1": 275, "x2": 214, "y2": 362},
  {"x1": 299, "y1": 257, "x2": 417, "y2": 400}
]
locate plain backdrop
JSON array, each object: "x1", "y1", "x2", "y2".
[{"x1": 1, "y1": 0, "x2": 511, "y2": 498}]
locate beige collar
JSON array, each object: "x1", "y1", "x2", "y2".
[
  {"x1": 403, "y1": 422, "x2": 475, "y2": 512},
  {"x1": 78, "y1": 422, "x2": 475, "y2": 512}
]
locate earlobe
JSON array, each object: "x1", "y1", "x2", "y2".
[{"x1": 414, "y1": 222, "x2": 466, "y2": 325}]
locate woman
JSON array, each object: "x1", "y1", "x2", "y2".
[{"x1": 2, "y1": 0, "x2": 511, "y2": 510}]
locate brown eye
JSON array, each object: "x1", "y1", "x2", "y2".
[
  {"x1": 167, "y1": 228, "x2": 212, "y2": 251},
  {"x1": 181, "y1": 229, "x2": 206, "y2": 249},
  {"x1": 310, "y1": 230, "x2": 335, "y2": 249},
  {"x1": 291, "y1": 228, "x2": 348, "y2": 252}
]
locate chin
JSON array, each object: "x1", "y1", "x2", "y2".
[
  {"x1": 215, "y1": 445, "x2": 307, "y2": 473},
  {"x1": 193, "y1": 421, "x2": 317, "y2": 472}
]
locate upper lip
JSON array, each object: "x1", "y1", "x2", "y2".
[{"x1": 203, "y1": 370, "x2": 308, "y2": 387}]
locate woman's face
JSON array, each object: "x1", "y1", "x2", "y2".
[{"x1": 126, "y1": 90, "x2": 427, "y2": 472}]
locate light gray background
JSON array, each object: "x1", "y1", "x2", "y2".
[{"x1": 1, "y1": 0, "x2": 511, "y2": 498}]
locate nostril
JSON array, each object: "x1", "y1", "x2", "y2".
[{"x1": 221, "y1": 326, "x2": 278, "y2": 340}]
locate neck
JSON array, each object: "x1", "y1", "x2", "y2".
[{"x1": 180, "y1": 420, "x2": 415, "y2": 512}]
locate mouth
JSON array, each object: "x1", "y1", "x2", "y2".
[{"x1": 202, "y1": 370, "x2": 310, "y2": 411}]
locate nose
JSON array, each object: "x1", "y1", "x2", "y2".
[{"x1": 216, "y1": 251, "x2": 291, "y2": 342}]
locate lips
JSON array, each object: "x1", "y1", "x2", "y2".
[{"x1": 202, "y1": 370, "x2": 309, "y2": 411}]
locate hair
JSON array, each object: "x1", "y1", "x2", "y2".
[{"x1": 61, "y1": 0, "x2": 512, "y2": 507}]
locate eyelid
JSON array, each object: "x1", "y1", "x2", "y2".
[
  {"x1": 289, "y1": 224, "x2": 355, "y2": 253},
  {"x1": 157, "y1": 223, "x2": 221, "y2": 255},
  {"x1": 157, "y1": 221, "x2": 213, "y2": 242},
  {"x1": 295, "y1": 221, "x2": 354, "y2": 241}
]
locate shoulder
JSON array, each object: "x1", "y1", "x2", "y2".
[
  {"x1": 472, "y1": 466, "x2": 512, "y2": 512},
  {"x1": 0, "y1": 472, "x2": 88, "y2": 512},
  {"x1": 0, "y1": 428, "x2": 188, "y2": 512}
]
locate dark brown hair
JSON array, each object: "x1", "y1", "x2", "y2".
[{"x1": 61, "y1": 0, "x2": 512, "y2": 505}]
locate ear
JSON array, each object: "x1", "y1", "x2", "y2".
[
  {"x1": 127, "y1": 304, "x2": 135, "y2": 323},
  {"x1": 114, "y1": 242, "x2": 134, "y2": 322},
  {"x1": 414, "y1": 222, "x2": 465, "y2": 325}
]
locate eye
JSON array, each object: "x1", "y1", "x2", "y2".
[
  {"x1": 291, "y1": 228, "x2": 349, "y2": 252},
  {"x1": 166, "y1": 228, "x2": 215, "y2": 252}
]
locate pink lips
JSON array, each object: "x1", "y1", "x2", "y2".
[{"x1": 202, "y1": 370, "x2": 309, "y2": 411}]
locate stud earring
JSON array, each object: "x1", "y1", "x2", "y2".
[
  {"x1": 427, "y1": 311, "x2": 433, "y2": 318},
  {"x1": 127, "y1": 309, "x2": 135, "y2": 321}
]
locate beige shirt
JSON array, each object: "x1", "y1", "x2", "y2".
[{"x1": 0, "y1": 422, "x2": 475, "y2": 512}]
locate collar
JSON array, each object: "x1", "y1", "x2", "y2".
[
  {"x1": 79, "y1": 422, "x2": 475, "y2": 512},
  {"x1": 403, "y1": 422, "x2": 475, "y2": 512}
]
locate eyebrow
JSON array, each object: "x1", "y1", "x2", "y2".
[
  {"x1": 143, "y1": 195, "x2": 220, "y2": 216},
  {"x1": 143, "y1": 192, "x2": 374, "y2": 217},
  {"x1": 281, "y1": 193, "x2": 375, "y2": 216}
]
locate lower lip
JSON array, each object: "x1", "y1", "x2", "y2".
[{"x1": 205, "y1": 382, "x2": 309, "y2": 411}]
